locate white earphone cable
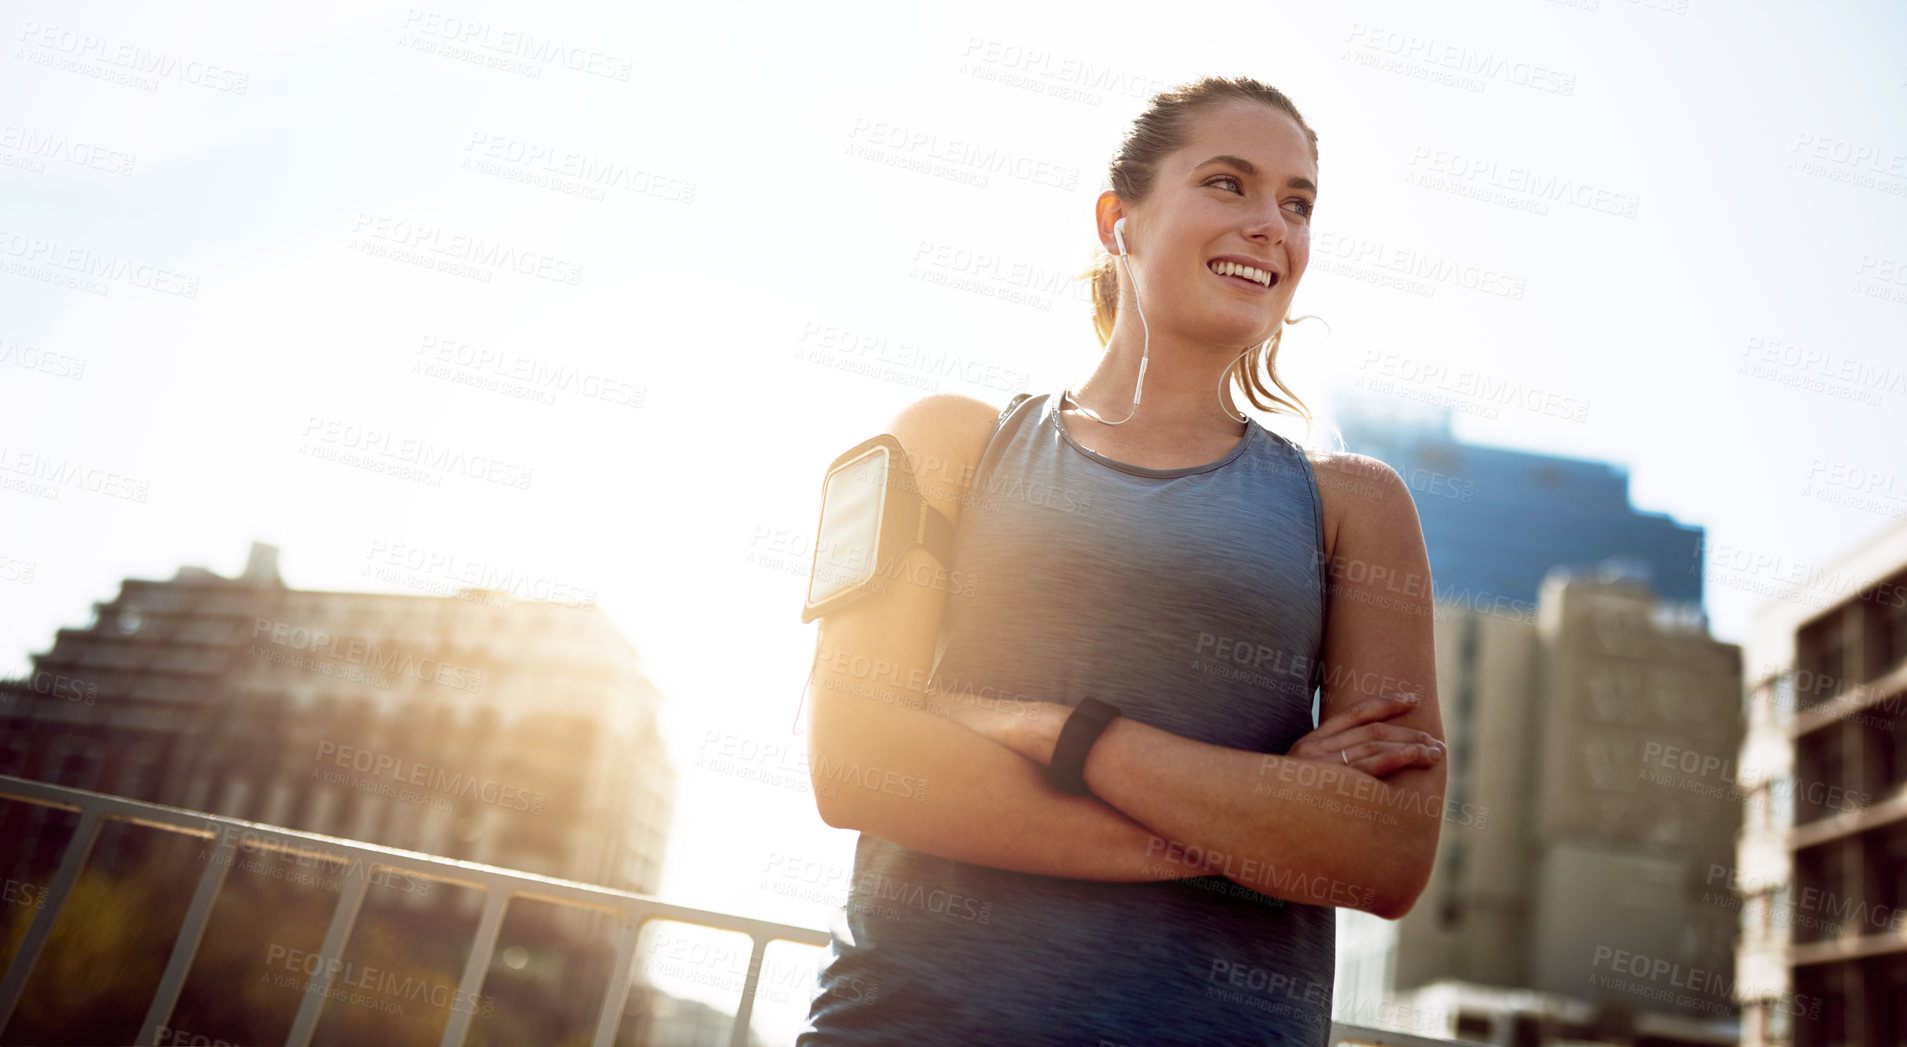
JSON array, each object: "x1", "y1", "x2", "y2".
[
  {"x1": 1062, "y1": 231, "x2": 1149, "y2": 426},
  {"x1": 1062, "y1": 222, "x2": 1262, "y2": 428}
]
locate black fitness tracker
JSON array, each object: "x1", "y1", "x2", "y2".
[
  {"x1": 801, "y1": 433, "x2": 958, "y2": 624},
  {"x1": 1045, "y1": 697, "x2": 1122, "y2": 796}
]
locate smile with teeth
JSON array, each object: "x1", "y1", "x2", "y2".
[{"x1": 1209, "y1": 260, "x2": 1276, "y2": 288}]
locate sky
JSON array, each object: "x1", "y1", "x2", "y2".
[{"x1": 3, "y1": 0, "x2": 1906, "y2": 1039}]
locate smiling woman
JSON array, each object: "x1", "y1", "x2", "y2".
[{"x1": 798, "y1": 75, "x2": 1445, "y2": 1047}]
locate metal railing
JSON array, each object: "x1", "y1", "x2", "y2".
[
  {"x1": 1328, "y1": 1024, "x2": 1493, "y2": 1047},
  {"x1": 0, "y1": 775, "x2": 827, "y2": 1047},
  {"x1": 0, "y1": 775, "x2": 1486, "y2": 1047}
]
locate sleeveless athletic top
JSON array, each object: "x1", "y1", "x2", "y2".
[{"x1": 801, "y1": 389, "x2": 1335, "y2": 1047}]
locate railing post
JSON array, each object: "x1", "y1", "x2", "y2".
[
  {"x1": 435, "y1": 887, "x2": 508, "y2": 1047},
  {"x1": 136, "y1": 826, "x2": 237, "y2": 1045},
  {"x1": 0, "y1": 777, "x2": 836, "y2": 1047},
  {"x1": 590, "y1": 914, "x2": 643, "y2": 1047},
  {"x1": 0, "y1": 806, "x2": 103, "y2": 1038},
  {"x1": 283, "y1": 857, "x2": 370, "y2": 1047},
  {"x1": 726, "y1": 936, "x2": 769, "y2": 1047}
]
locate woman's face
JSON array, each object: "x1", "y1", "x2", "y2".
[{"x1": 1114, "y1": 99, "x2": 1318, "y2": 349}]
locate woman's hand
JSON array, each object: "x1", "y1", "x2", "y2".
[
  {"x1": 932, "y1": 687, "x2": 1444, "y2": 781},
  {"x1": 1286, "y1": 692, "x2": 1444, "y2": 778},
  {"x1": 924, "y1": 684, "x2": 1070, "y2": 766}
]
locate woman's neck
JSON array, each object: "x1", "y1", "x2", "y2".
[{"x1": 1064, "y1": 335, "x2": 1252, "y2": 438}]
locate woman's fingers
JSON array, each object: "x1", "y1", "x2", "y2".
[
  {"x1": 1328, "y1": 721, "x2": 1444, "y2": 754},
  {"x1": 1343, "y1": 739, "x2": 1444, "y2": 777},
  {"x1": 1311, "y1": 692, "x2": 1421, "y2": 738},
  {"x1": 1287, "y1": 691, "x2": 1444, "y2": 776},
  {"x1": 1292, "y1": 719, "x2": 1442, "y2": 762}
]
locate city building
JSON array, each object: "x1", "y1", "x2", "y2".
[
  {"x1": 1323, "y1": 393, "x2": 1740, "y2": 1043},
  {"x1": 1334, "y1": 567, "x2": 1743, "y2": 1047},
  {"x1": 1734, "y1": 518, "x2": 1907, "y2": 1047},
  {"x1": 0, "y1": 541, "x2": 674, "y2": 898},
  {"x1": 1327, "y1": 393, "x2": 1704, "y2": 612}
]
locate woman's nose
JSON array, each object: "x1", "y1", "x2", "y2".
[{"x1": 1247, "y1": 205, "x2": 1288, "y2": 243}]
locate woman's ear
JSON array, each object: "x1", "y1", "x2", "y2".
[{"x1": 1095, "y1": 191, "x2": 1124, "y2": 255}]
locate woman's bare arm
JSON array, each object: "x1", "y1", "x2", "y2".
[
  {"x1": 933, "y1": 454, "x2": 1447, "y2": 918},
  {"x1": 809, "y1": 402, "x2": 1444, "y2": 906},
  {"x1": 806, "y1": 393, "x2": 1214, "y2": 882}
]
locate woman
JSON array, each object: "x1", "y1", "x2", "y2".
[{"x1": 799, "y1": 76, "x2": 1446, "y2": 1047}]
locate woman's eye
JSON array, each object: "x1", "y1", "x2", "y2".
[
  {"x1": 1207, "y1": 175, "x2": 1243, "y2": 193},
  {"x1": 1286, "y1": 199, "x2": 1316, "y2": 220}
]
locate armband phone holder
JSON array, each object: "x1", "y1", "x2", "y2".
[{"x1": 800, "y1": 433, "x2": 957, "y2": 624}]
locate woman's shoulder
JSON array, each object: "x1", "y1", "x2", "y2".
[
  {"x1": 1302, "y1": 448, "x2": 1398, "y2": 484},
  {"x1": 1299, "y1": 448, "x2": 1423, "y2": 564},
  {"x1": 885, "y1": 394, "x2": 1016, "y2": 450},
  {"x1": 883, "y1": 394, "x2": 1020, "y2": 519}
]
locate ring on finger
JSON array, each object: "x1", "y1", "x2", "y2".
[{"x1": 1341, "y1": 748, "x2": 1350, "y2": 765}]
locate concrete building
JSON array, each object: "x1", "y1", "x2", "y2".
[
  {"x1": 0, "y1": 541, "x2": 674, "y2": 898},
  {"x1": 1734, "y1": 519, "x2": 1907, "y2": 1047},
  {"x1": 1328, "y1": 393, "x2": 1704, "y2": 611},
  {"x1": 1335, "y1": 567, "x2": 1743, "y2": 1047}
]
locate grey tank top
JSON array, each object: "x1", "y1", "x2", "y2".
[{"x1": 802, "y1": 389, "x2": 1334, "y2": 1047}]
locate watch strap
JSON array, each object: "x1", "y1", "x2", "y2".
[{"x1": 1045, "y1": 697, "x2": 1121, "y2": 796}]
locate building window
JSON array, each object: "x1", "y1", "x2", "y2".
[
  {"x1": 306, "y1": 789, "x2": 338, "y2": 836},
  {"x1": 420, "y1": 806, "x2": 452, "y2": 857},
  {"x1": 183, "y1": 773, "x2": 211, "y2": 813},
  {"x1": 0, "y1": 737, "x2": 28, "y2": 776},
  {"x1": 1439, "y1": 840, "x2": 1466, "y2": 930},
  {"x1": 1766, "y1": 998, "x2": 1790, "y2": 1044},
  {"x1": 1795, "y1": 849, "x2": 1831, "y2": 945},
  {"x1": 118, "y1": 744, "x2": 157, "y2": 800},
  {"x1": 262, "y1": 782, "x2": 293, "y2": 827},
  {"x1": 1797, "y1": 616, "x2": 1845, "y2": 706},
  {"x1": 1884, "y1": 591, "x2": 1907, "y2": 675},
  {"x1": 348, "y1": 795, "x2": 382, "y2": 842},
  {"x1": 1770, "y1": 672, "x2": 1796, "y2": 726},
  {"x1": 1818, "y1": 963, "x2": 1848, "y2": 1047},
  {"x1": 1797, "y1": 729, "x2": 1847, "y2": 826},
  {"x1": 387, "y1": 797, "x2": 421, "y2": 851},
  {"x1": 1745, "y1": 784, "x2": 1770, "y2": 830},
  {"x1": 1745, "y1": 890, "x2": 1770, "y2": 936},
  {"x1": 1880, "y1": 824, "x2": 1907, "y2": 918},
  {"x1": 57, "y1": 745, "x2": 102, "y2": 790},
  {"x1": 471, "y1": 808, "x2": 498, "y2": 865},
  {"x1": 218, "y1": 778, "x2": 252, "y2": 820}
]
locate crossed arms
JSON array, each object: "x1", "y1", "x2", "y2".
[{"x1": 806, "y1": 395, "x2": 1447, "y2": 920}]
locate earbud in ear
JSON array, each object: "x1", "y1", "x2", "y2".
[{"x1": 1113, "y1": 217, "x2": 1128, "y2": 256}]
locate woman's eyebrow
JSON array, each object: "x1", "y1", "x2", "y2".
[{"x1": 1191, "y1": 154, "x2": 1316, "y2": 193}]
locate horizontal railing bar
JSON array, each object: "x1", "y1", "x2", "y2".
[
  {"x1": 0, "y1": 778, "x2": 1484, "y2": 1047},
  {"x1": 1331, "y1": 1021, "x2": 1495, "y2": 1047},
  {"x1": 0, "y1": 776, "x2": 825, "y2": 947}
]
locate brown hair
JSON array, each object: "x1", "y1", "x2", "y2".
[{"x1": 1078, "y1": 75, "x2": 1320, "y2": 422}]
